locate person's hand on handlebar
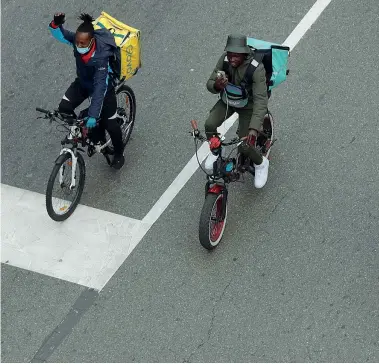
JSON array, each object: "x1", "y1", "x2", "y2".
[{"x1": 85, "y1": 117, "x2": 97, "y2": 129}]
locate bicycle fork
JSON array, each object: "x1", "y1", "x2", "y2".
[
  {"x1": 59, "y1": 148, "x2": 78, "y2": 189},
  {"x1": 205, "y1": 182, "x2": 228, "y2": 220}
]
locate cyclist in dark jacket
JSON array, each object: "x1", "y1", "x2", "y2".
[{"x1": 49, "y1": 12, "x2": 124, "y2": 169}]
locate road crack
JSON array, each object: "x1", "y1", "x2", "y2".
[
  {"x1": 184, "y1": 277, "x2": 234, "y2": 362},
  {"x1": 269, "y1": 190, "x2": 292, "y2": 217}
]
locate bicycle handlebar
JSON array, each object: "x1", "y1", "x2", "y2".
[
  {"x1": 36, "y1": 107, "x2": 50, "y2": 114},
  {"x1": 190, "y1": 120, "x2": 198, "y2": 130},
  {"x1": 189, "y1": 120, "x2": 246, "y2": 146},
  {"x1": 36, "y1": 107, "x2": 85, "y2": 126}
]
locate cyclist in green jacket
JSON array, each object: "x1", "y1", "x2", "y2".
[{"x1": 205, "y1": 34, "x2": 270, "y2": 188}]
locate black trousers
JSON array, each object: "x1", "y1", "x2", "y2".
[{"x1": 58, "y1": 78, "x2": 124, "y2": 155}]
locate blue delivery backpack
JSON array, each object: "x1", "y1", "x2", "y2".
[{"x1": 222, "y1": 37, "x2": 290, "y2": 99}]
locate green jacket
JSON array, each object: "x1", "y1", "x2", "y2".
[{"x1": 206, "y1": 51, "x2": 268, "y2": 129}]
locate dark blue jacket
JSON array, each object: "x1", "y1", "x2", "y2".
[{"x1": 49, "y1": 23, "x2": 117, "y2": 119}]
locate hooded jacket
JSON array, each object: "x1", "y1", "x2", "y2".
[
  {"x1": 206, "y1": 50, "x2": 268, "y2": 130},
  {"x1": 48, "y1": 21, "x2": 117, "y2": 119}
]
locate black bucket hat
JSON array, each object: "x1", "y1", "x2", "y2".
[{"x1": 224, "y1": 34, "x2": 251, "y2": 54}]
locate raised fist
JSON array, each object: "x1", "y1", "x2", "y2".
[{"x1": 53, "y1": 12, "x2": 66, "y2": 26}]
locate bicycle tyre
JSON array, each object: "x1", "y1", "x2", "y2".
[
  {"x1": 106, "y1": 85, "x2": 137, "y2": 154},
  {"x1": 118, "y1": 84, "x2": 136, "y2": 146},
  {"x1": 45, "y1": 152, "x2": 86, "y2": 221},
  {"x1": 198, "y1": 192, "x2": 228, "y2": 250}
]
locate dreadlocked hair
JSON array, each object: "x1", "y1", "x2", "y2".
[{"x1": 77, "y1": 13, "x2": 95, "y2": 35}]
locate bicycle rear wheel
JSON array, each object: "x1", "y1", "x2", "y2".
[
  {"x1": 198, "y1": 192, "x2": 228, "y2": 250},
  {"x1": 45, "y1": 152, "x2": 86, "y2": 221},
  {"x1": 105, "y1": 85, "x2": 137, "y2": 153},
  {"x1": 261, "y1": 111, "x2": 274, "y2": 158}
]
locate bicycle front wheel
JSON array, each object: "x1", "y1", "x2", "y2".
[
  {"x1": 198, "y1": 192, "x2": 228, "y2": 250},
  {"x1": 45, "y1": 152, "x2": 86, "y2": 221}
]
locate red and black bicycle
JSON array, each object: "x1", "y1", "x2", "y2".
[{"x1": 190, "y1": 113, "x2": 276, "y2": 250}]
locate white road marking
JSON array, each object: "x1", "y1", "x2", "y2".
[
  {"x1": 1, "y1": 184, "x2": 151, "y2": 290},
  {"x1": 1, "y1": 0, "x2": 333, "y2": 291},
  {"x1": 282, "y1": 0, "x2": 333, "y2": 51}
]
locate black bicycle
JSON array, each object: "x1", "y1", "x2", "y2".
[
  {"x1": 37, "y1": 79, "x2": 136, "y2": 221},
  {"x1": 190, "y1": 113, "x2": 276, "y2": 250}
]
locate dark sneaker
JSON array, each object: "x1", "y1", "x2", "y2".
[{"x1": 112, "y1": 154, "x2": 125, "y2": 169}]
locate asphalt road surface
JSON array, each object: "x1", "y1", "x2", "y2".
[{"x1": 2, "y1": 0, "x2": 379, "y2": 362}]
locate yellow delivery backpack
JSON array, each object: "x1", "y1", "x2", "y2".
[{"x1": 93, "y1": 11, "x2": 141, "y2": 81}]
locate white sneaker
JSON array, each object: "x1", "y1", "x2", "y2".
[
  {"x1": 253, "y1": 156, "x2": 269, "y2": 188},
  {"x1": 204, "y1": 153, "x2": 218, "y2": 173}
]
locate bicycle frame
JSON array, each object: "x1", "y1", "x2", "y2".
[
  {"x1": 190, "y1": 122, "x2": 245, "y2": 202},
  {"x1": 208, "y1": 140, "x2": 244, "y2": 179},
  {"x1": 58, "y1": 121, "x2": 116, "y2": 188}
]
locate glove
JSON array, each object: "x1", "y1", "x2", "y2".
[
  {"x1": 86, "y1": 117, "x2": 97, "y2": 129},
  {"x1": 53, "y1": 12, "x2": 66, "y2": 26}
]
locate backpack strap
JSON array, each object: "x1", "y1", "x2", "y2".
[
  {"x1": 222, "y1": 54, "x2": 264, "y2": 98},
  {"x1": 240, "y1": 57, "x2": 260, "y2": 98}
]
